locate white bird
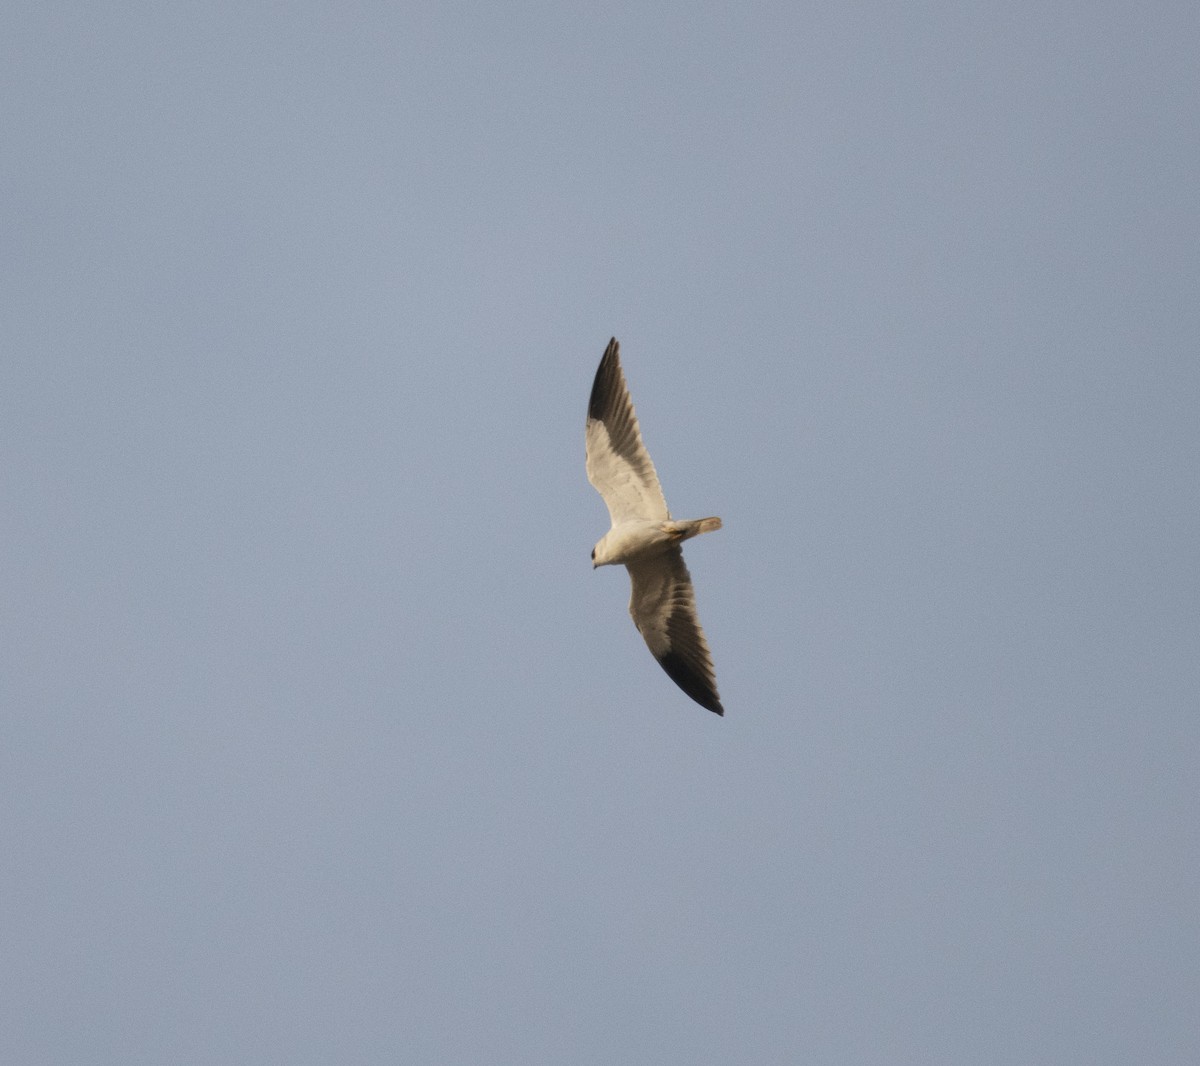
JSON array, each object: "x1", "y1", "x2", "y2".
[{"x1": 586, "y1": 337, "x2": 724, "y2": 715}]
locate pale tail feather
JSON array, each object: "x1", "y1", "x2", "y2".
[{"x1": 666, "y1": 516, "x2": 722, "y2": 541}]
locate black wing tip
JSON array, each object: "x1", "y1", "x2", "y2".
[
  {"x1": 657, "y1": 649, "x2": 724, "y2": 716},
  {"x1": 588, "y1": 337, "x2": 622, "y2": 422}
]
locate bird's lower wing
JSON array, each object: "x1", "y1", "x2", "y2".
[{"x1": 626, "y1": 547, "x2": 723, "y2": 715}]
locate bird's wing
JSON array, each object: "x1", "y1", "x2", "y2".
[
  {"x1": 626, "y1": 547, "x2": 723, "y2": 715},
  {"x1": 586, "y1": 338, "x2": 670, "y2": 525}
]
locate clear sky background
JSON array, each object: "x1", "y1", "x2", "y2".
[{"x1": 3, "y1": 4, "x2": 1198, "y2": 1063}]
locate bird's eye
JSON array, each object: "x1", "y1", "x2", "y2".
[{"x1": 590, "y1": 548, "x2": 595, "y2": 560}]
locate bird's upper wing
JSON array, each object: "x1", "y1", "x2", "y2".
[
  {"x1": 586, "y1": 338, "x2": 670, "y2": 525},
  {"x1": 626, "y1": 547, "x2": 723, "y2": 715}
]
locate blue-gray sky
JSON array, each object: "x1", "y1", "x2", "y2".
[{"x1": 4, "y1": 3, "x2": 1198, "y2": 1063}]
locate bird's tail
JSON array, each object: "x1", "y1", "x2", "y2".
[{"x1": 666, "y1": 516, "x2": 722, "y2": 541}]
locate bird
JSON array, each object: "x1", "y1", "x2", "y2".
[{"x1": 585, "y1": 337, "x2": 724, "y2": 715}]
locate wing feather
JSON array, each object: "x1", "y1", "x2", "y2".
[
  {"x1": 626, "y1": 547, "x2": 723, "y2": 715},
  {"x1": 585, "y1": 338, "x2": 669, "y2": 524}
]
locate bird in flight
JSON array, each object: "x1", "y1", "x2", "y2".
[{"x1": 585, "y1": 337, "x2": 724, "y2": 715}]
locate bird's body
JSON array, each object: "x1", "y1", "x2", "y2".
[
  {"x1": 592, "y1": 517, "x2": 720, "y2": 568},
  {"x1": 585, "y1": 338, "x2": 724, "y2": 716}
]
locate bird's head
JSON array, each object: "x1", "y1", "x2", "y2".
[{"x1": 591, "y1": 534, "x2": 612, "y2": 569}]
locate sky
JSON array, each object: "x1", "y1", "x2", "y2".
[{"x1": 3, "y1": 3, "x2": 1198, "y2": 1063}]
